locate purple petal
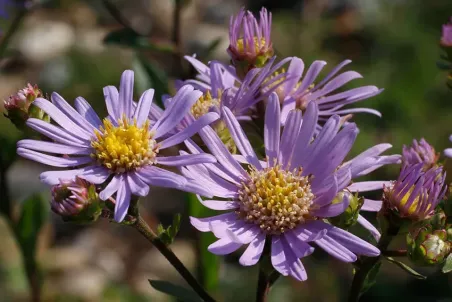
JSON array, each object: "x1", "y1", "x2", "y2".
[
  {"x1": 198, "y1": 198, "x2": 239, "y2": 210},
  {"x1": 114, "y1": 176, "x2": 132, "y2": 222},
  {"x1": 17, "y1": 139, "x2": 91, "y2": 155},
  {"x1": 239, "y1": 233, "x2": 266, "y2": 266},
  {"x1": 74, "y1": 97, "x2": 102, "y2": 128},
  {"x1": 190, "y1": 213, "x2": 237, "y2": 232},
  {"x1": 99, "y1": 175, "x2": 121, "y2": 200},
  {"x1": 157, "y1": 154, "x2": 216, "y2": 166},
  {"x1": 289, "y1": 101, "x2": 318, "y2": 169},
  {"x1": 284, "y1": 232, "x2": 315, "y2": 258},
  {"x1": 26, "y1": 118, "x2": 89, "y2": 147},
  {"x1": 152, "y1": 85, "x2": 202, "y2": 139},
  {"x1": 311, "y1": 175, "x2": 338, "y2": 207},
  {"x1": 348, "y1": 181, "x2": 391, "y2": 192},
  {"x1": 311, "y1": 192, "x2": 351, "y2": 217},
  {"x1": 314, "y1": 235, "x2": 357, "y2": 262},
  {"x1": 278, "y1": 109, "x2": 302, "y2": 168},
  {"x1": 133, "y1": 89, "x2": 154, "y2": 127},
  {"x1": 33, "y1": 98, "x2": 91, "y2": 140},
  {"x1": 361, "y1": 199, "x2": 383, "y2": 212},
  {"x1": 127, "y1": 172, "x2": 150, "y2": 196},
  {"x1": 18, "y1": 148, "x2": 92, "y2": 167},
  {"x1": 222, "y1": 107, "x2": 261, "y2": 169},
  {"x1": 283, "y1": 58, "x2": 304, "y2": 96},
  {"x1": 52, "y1": 92, "x2": 95, "y2": 133},
  {"x1": 264, "y1": 92, "x2": 281, "y2": 166},
  {"x1": 208, "y1": 237, "x2": 242, "y2": 255},
  {"x1": 104, "y1": 86, "x2": 119, "y2": 120},
  {"x1": 136, "y1": 166, "x2": 187, "y2": 188},
  {"x1": 77, "y1": 166, "x2": 110, "y2": 184},
  {"x1": 159, "y1": 112, "x2": 219, "y2": 149},
  {"x1": 357, "y1": 215, "x2": 381, "y2": 241},
  {"x1": 315, "y1": 71, "x2": 362, "y2": 97},
  {"x1": 296, "y1": 60, "x2": 327, "y2": 94},
  {"x1": 119, "y1": 70, "x2": 134, "y2": 118}
]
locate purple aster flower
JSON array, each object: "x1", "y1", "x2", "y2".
[
  {"x1": 17, "y1": 70, "x2": 219, "y2": 222},
  {"x1": 382, "y1": 164, "x2": 447, "y2": 221},
  {"x1": 178, "y1": 55, "x2": 291, "y2": 119},
  {"x1": 441, "y1": 18, "x2": 452, "y2": 47},
  {"x1": 277, "y1": 57, "x2": 382, "y2": 132},
  {"x1": 181, "y1": 92, "x2": 380, "y2": 281},
  {"x1": 228, "y1": 7, "x2": 274, "y2": 76},
  {"x1": 402, "y1": 138, "x2": 438, "y2": 170}
]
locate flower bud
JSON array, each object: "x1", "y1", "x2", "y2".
[
  {"x1": 383, "y1": 164, "x2": 447, "y2": 221},
  {"x1": 407, "y1": 225, "x2": 450, "y2": 266},
  {"x1": 3, "y1": 84, "x2": 48, "y2": 130},
  {"x1": 329, "y1": 191, "x2": 363, "y2": 229},
  {"x1": 441, "y1": 18, "x2": 452, "y2": 47},
  {"x1": 51, "y1": 177, "x2": 103, "y2": 223},
  {"x1": 402, "y1": 138, "x2": 438, "y2": 170},
  {"x1": 228, "y1": 8, "x2": 274, "y2": 78}
]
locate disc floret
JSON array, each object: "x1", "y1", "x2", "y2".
[
  {"x1": 237, "y1": 165, "x2": 314, "y2": 235},
  {"x1": 91, "y1": 116, "x2": 159, "y2": 172}
]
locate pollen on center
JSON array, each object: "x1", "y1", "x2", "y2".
[
  {"x1": 91, "y1": 116, "x2": 159, "y2": 173},
  {"x1": 191, "y1": 90, "x2": 222, "y2": 119},
  {"x1": 237, "y1": 165, "x2": 315, "y2": 235}
]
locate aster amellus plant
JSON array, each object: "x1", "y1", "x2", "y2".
[{"x1": 4, "y1": 4, "x2": 452, "y2": 302}]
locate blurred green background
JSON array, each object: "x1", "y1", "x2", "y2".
[{"x1": 1, "y1": 0, "x2": 452, "y2": 301}]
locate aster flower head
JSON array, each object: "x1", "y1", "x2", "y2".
[
  {"x1": 17, "y1": 70, "x2": 219, "y2": 222},
  {"x1": 228, "y1": 7, "x2": 274, "y2": 78},
  {"x1": 441, "y1": 18, "x2": 452, "y2": 47},
  {"x1": 182, "y1": 93, "x2": 381, "y2": 281},
  {"x1": 402, "y1": 138, "x2": 438, "y2": 170},
  {"x1": 275, "y1": 57, "x2": 382, "y2": 132},
  {"x1": 383, "y1": 164, "x2": 447, "y2": 221},
  {"x1": 51, "y1": 177, "x2": 102, "y2": 222},
  {"x1": 4, "y1": 83, "x2": 47, "y2": 130}
]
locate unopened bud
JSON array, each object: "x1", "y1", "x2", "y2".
[
  {"x1": 402, "y1": 138, "x2": 438, "y2": 170},
  {"x1": 51, "y1": 177, "x2": 103, "y2": 223},
  {"x1": 407, "y1": 225, "x2": 450, "y2": 266},
  {"x1": 329, "y1": 191, "x2": 363, "y2": 229},
  {"x1": 228, "y1": 8, "x2": 274, "y2": 78},
  {"x1": 3, "y1": 84, "x2": 48, "y2": 130}
]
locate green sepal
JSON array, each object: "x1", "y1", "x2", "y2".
[
  {"x1": 157, "y1": 213, "x2": 182, "y2": 245},
  {"x1": 359, "y1": 261, "x2": 382, "y2": 295}
]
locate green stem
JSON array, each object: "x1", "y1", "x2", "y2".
[
  {"x1": 0, "y1": 7, "x2": 28, "y2": 60},
  {"x1": 133, "y1": 216, "x2": 216, "y2": 302},
  {"x1": 347, "y1": 224, "x2": 400, "y2": 302},
  {"x1": 255, "y1": 269, "x2": 271, "y2": 302}
]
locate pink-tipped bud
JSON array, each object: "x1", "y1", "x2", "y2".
[
  {"x1": 227, "y1": 7, "x2": 274, "y2": 78},
  {"x1": 3, "y1": 84, "x2": 47, "y2": 130},
  {"x1": 51, "y1": 177, "x2": 103, "y2": 223}
]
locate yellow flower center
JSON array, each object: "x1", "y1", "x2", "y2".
[
  {"x1": 191, "y1": 90, "x2": 221, "y2": 119},
  {"x1": 236, "y1": 37, "x2": 267, "y2": 54},
  {"x1": 237, "y1": 165, "x2": 314, "y2": 235},
  {"x1": 91, "y1": 116, "x2": 159, "y2": 173}
]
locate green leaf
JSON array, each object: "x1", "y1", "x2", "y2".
[
  {"x1": 16, "y1": 194, "x2": 47, "y2": 252},
  {"x1": 104, "y1": 28, "x2": 176, "y2": 53},
  {"x1": 188, "y1": 193, "x2": 219, "y2": 292},
  {"x1": 442, "y1": 254, "x2": 452, "y2": 273},
  {"x1": 168, "y1": 213, "x2": 181, "y2": 239},
  {"x1": 385, "y1": 257, "x2": 427, "y2": 279},
  {"x1": 360, "y1": 261, "x2": 382, "y2": 294},
  {"x1": 148, "y1": 280, "x2": 202, "y2": 302}
]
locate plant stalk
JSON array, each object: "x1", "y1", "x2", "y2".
[{"x1": 133, "y1": 216, "x2": 215, "y2": 302}]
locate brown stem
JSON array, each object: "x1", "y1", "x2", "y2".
[
  {"x1": 382, "y1": 250, "x2": 407, "y2": 257},
  {"x1": 133, "y1": 216, "x2": 215, "y2": 302},
  {"x1": 25, "y1": 263, "x2": 41, "y2": 302},
  {"x1": 255, "y1": 269, "x2": 270, "y2": 302}
]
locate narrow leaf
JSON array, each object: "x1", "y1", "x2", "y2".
[
  {"x1": 134, "y1": 54, "x2": 169, "y2": 107},
  {"x1": 148, "y1": 280, "x2": 202, "y2": 302},
  {"x1": 360, "y1": 261, "x2": 382, "y2": 294},
  {"x1": 385, "y1": 257, "x2": 427, "y2": 279}
]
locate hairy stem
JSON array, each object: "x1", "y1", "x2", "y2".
[
  {"x1": 133, "y1": 216, "x2": 215, "y2": 302},
  {"x1": 348, "y1": 224, "x2": 400, "y2": 302}
]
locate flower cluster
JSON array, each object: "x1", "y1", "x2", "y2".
[{"x1": 8, "y1": 7, "x2": 452, "y2": 286}]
